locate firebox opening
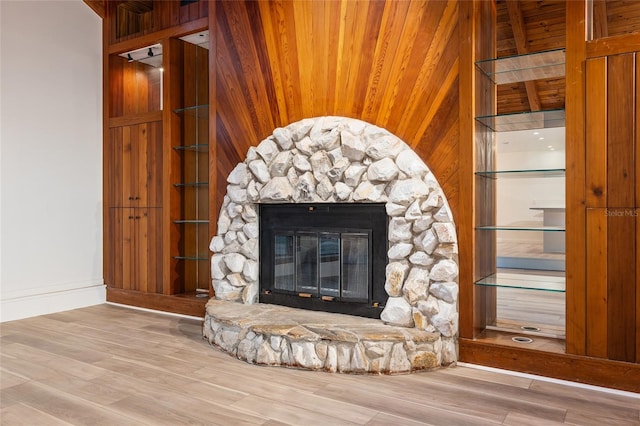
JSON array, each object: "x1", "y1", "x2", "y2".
[{"x1": 259, "y1": 203, "x2": 388, "y2": 319}]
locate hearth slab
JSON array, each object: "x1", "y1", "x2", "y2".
[{"x1": 203, "y1": 299, "x2": 446, "y2": 374}]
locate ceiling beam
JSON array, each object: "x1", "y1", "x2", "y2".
[
  {"x1": 506, "y1": 0, "x2": 542, "y2": 111},
  {"x1": 593, "y1": 0, "x2": 609, "y2": 39}
]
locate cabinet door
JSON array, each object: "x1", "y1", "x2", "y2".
[
  {"x1": 107, "y1": 207, "x2": 163, "y2": 293},
  {"x1": 133, "y1": 208, "x2": 163, "y2": 294},
  {"x1": 107, "y1": 121, "x2": 163, "y2": 208},
  {"x1": 108, "y1": 208, "x2": 135, "y2": 289}
]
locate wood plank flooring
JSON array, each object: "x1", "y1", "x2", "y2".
[{"x1": 1, "y1": 304, "x2": 638, "y2": 425}]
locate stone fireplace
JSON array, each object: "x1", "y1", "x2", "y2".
[{"x1": 204, "y1": 116, "x2": 459, "y2": 373}]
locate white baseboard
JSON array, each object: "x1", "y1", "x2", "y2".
[{"x1": 1, "y1": 281, "x2": 106, "y2": 322}]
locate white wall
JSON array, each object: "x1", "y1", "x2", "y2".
[
  {"x1": 496, "y1": 127, "x2": 565, "y2": 245},
  {"x1": 0, "y1": 1, "x2": 104, "y2": 321}
]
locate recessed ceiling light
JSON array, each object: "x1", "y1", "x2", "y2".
[
  {"x1": 538, "y1": 137, "x2": 545, "y2": 140},
  {"x1": 533, "y1": 131, "x2": 540, "y2": 135}
]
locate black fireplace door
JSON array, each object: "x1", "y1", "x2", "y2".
[{"x1": 259, "y1": 203, "x2": 388, "y2": 318}]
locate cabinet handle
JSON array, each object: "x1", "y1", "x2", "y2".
[
  {"x1": 134, "y1": 196, "x2": 140, "y2": 200},
  {"x1": 135, "y1": 216, "x2": 141, "y2": 219},
  {"x1": 128, "y1": 196, "x2": 134, "y2": 200},
  {"x1": 128, "y1": 216, "x2": 133, "y2": 219}
]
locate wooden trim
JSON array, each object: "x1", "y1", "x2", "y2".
[
  {"x1": 565, "y1": 0, "x2": 588, "y2": 356},
  {"x1": 585, "y1": 57, "x2": 607, "y2": 208},
  {"x1": 162, "y1": 37, "x2": 176, "y2": 295},
  {"x1": 106, "y1": 288, "x2": 207, "y2": 318},
  {"x1": 208, "y1": 0, "x2": 217, "y2": 298},
  {"x1": 458, "y1": 0, "x2": 475, "y2": 339},
  {"x1": 109, "y1": 111, "x2": 163, "y2": 128},
  {"x1": 107, "y1": 17, "x2": 208, "y2": 54},
  {"x1": 459, "y1": 338, "x2": 640, "y2": 393},
  {"x1": 587, "y1": 32, "x2": 640, "y2": 58}
]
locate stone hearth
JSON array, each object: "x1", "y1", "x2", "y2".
[
  {"x1": 204, "y1": 116, "x2": 459, "y2": 373},
  {"x1": 204, "y1": 299, "x2": 443, "y2": 373}
]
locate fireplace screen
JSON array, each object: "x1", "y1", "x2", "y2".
[
  {"x1": 260, "y1": 204, "x2": 387, "y2": 318},
  {"x1": 274, "y1": 231, "x2": 369, "y2": 302}
]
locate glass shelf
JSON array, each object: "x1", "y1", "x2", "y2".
[
  {"x1": 174, "y1": 104, "x2": 209, "y2": 118},
  {"x1": 475, "y1": 272, "x2": 565, "y2": 292},
  {"x1": 174, "y1": 182, "x2": 208, "y2": 187},
  {"x1": 476, "y1": 225, "x2": 565, "y2": 232},
  {"x1": 173, "y1": 144, "x2": 208, "y2": 152},
  {"x1": 476, "y1": 109, "x2": 565, "y2": 132},
  {"x1": 173, "y1": 220, "x2": 209, "y2": 224},
  {"x1": 476, "y1": 49, "x2": 565, "y2": 84},
  {"x1": 174, "y1": 256, "x2": 209, "y2": 261},
  {"x1": 475, "y1": 169, "x2": 565, "y2": 178}
]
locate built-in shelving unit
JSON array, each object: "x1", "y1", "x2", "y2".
[
  {"x1": 474, "y1": 49, "x2": 566, "y2": 341},
  {"x1": 171, "y1": 32, "x2": 210, "y2": 298}
]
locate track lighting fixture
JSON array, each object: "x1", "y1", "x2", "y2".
[
  {"x1": 127, "y1": 53, "x2": 133, "y2": 62},
  {"x1": 148, "y1": 47, "x2": 154, "y2": 57}
]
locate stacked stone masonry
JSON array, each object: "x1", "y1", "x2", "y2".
[
  {"x1": 204, "y1": 300, "x2": 449, "y2": 374},
  {"x1": 205, "y1": 116, "x2": 459, "y2": 373}
]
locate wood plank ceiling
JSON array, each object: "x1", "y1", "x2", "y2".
[
  {"x1": 496, "y1": 0, "x2": 566, "y2": 114},
  {"x1": 496, "y1": 0, "x2": 640, "y2": 115}
]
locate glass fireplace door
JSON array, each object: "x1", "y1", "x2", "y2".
[{"x1": 273, "y1": 231, "x2": 370, "y2": 302}]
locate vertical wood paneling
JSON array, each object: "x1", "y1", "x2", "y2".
[
  {"x1": 121, "y1": 209, "x2": 134, "y2": 290},
  {"x1": 565, "y1": 0, "x2": 588, "y2": 355},
  {"x1": 607, "y1": 54, "x2": 636, "y2": 208},
  {"x1": 585, "y1": 57, "x2": 607, "y2": 208},
  {"x1": 607, "y1": 213, "x2": 636, "y2": 361},
  {"x1": 586, "y1": 208, "x2": 608, "y2": 358}
]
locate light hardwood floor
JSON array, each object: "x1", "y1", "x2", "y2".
[{"x1": 1, "y1": 304, "x2": 638, "y2": 426}]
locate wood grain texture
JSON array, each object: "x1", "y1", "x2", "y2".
[
  {"x1": 586, "y1": 208, "x2": 608, "y2": 358},
  {"x1": 2, "y1": 304, "x2": 639, "y2": 424},
  {"x1": 585, "y1": 57, "x2": 607, "y2": 208},
  {"x1": 107, "y1": 121, "x2": 163, "y2": 209},
  {"x1": 588, "y1": 31, "x2": 640, "y2": 58},
  {"x1": 214, "y1": 0, "x2": 461, "y2": 221},
  {"x1": 607, "y1": 213, "x2": 636, "y2": 362},
  {"x1": 607, "y1": 53, "x2": 635, "y2": 208},
  {"x1": 565, "y1": 0, "x2": 588, "y2": 356}
]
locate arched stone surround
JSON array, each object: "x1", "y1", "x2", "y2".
[{"x1": 204, "y1": 116, "x2": 459, "y2": 372}]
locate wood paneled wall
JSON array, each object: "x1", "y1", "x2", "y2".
[
  {"x1": 213, "y1": 0, "x2": 461, "y2": 218},
  {"x1": 584, "y1": 53, "x2": 639, "y2": 363}
]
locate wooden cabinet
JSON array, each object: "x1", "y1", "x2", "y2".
[
  {"x1": 108, "y1": 208, "x2": 163, "y2": 293},
  {"x1": 106, "y1": 121, "x2": 163, "y2": 208}
]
